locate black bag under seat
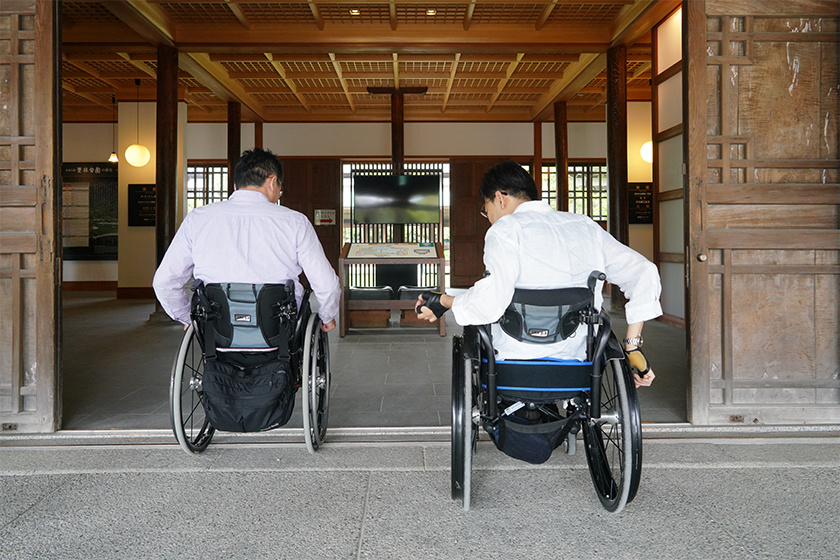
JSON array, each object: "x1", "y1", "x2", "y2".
[
  {"x1": 201, "y1": 357, "x2": 295, "y2": 432},
  {"x1": 490, "y1": 414, "x2": 570, "y2": 465}
]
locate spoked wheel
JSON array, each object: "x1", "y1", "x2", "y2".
[
  {"x1": 302, "y1": 314, "x2": 330, "y2": 454},
  {"x1": 451, "y1": 336, "x2": 475, "y2": 511},
  {"x1": 170, "y1": 323, "x2": 215, "y2": 454},
  {"x1": 582, "y1": 356, "x2": 640, "y2": 513}
]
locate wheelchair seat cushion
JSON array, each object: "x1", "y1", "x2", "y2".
[
  {"x1": 486, "y1": 358, "x2": 591, "y2": 401},
  {"x1": 499, "y1": 287, "x2": 594, "y2": 344}
]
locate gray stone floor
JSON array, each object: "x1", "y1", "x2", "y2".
[
  {"x1": 61, "y1": 291, "x2": 688, "y2": 431},
  {"x1": 1, "y1": 438, "x2": 838, "y2": 559}
]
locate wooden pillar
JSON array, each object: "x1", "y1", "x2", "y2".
[
  {"x1": 254, "y1": 121, "x2": 263, "y2": 149},
  {"x1": 155, "y1": 43, "x2": 178, "y2": 268},
  {"x1": 554, "y1": 101, "x2": 569, "y2": 211},
  {"x1": 606, "y1": 45, "x2": 629, "y2": 312},
  {"x1": 227, "y1": 101, "x2": 241, "y2": 193},
  {"x1": 606, "y1": 45, "x2": 629, "y2": 245},
  {"x1": 391, "y1": 92, "x2": 404, "y2": 174},
  {"x1": 533, "y1": 122, "x2": 542, "y2": 196}
]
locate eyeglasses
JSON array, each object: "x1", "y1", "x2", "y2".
[{"x1": 480, "y1": 191, "x2": 507, "y2": 218}]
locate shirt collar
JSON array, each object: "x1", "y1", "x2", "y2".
[
  {"x1": 513, "y1": 200, "x2": 553, "y2": 214},
  {"x1": 229, "y1": 189, "x2": 271, "y2": 203}
]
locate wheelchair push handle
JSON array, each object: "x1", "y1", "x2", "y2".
[{"x1": 587, "y1": 271, "x2": 606, "y2": 292}]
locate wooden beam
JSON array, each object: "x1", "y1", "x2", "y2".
[
  {"x1": 307, "y1": 1, "x2": 324, "y2": 31},
  {"x1": 442, "y1": 53, "x2": 461, "y2": 112},
  {"x1": 487, "y1": 53, "x2": 524, "y2": 111},
  {"x1": 463, "y1": 0, "x2": 476, "y2": 31},
  {"x1": 225, "y1": 0, "x2": 251, "y2": 30},
  {"x1": 531, "y1": 53, "x2": 605, "y2": 121},
  {"x1": 179, "y1": 52, "x2": 267, "y2": 121},
  {"x1": 99, "y1": 0, "x2": 175, "y2": 47},
  {"x1": 328, "y1": 53, "x2": 355, "y2": 111},
  {"x1": 536, "y1": 0, "x2": 558, "y2": 31}
]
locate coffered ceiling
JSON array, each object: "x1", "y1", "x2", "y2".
[{"x1": 61, "y1": 0, "x2": 680, "y2": 123}]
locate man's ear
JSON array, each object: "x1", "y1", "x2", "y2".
[{"x1": 496, "y1": 190, "x2": 507, "y2": 208}]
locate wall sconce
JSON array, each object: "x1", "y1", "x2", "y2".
[
  {"x1": 640, "y1": 141, "x2": 653, "y2": 164},
  {"x1": 108, "y1": 94, "x2": 119, "y2": 163},
  {"x1": 125, "y1": 78, "x2": 150, "y2": 167}
]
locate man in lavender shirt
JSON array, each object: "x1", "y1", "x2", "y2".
[{"x1": 153, "y1": 148, "x2": 340, "y2": 332}]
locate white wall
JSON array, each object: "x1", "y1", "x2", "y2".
[
  {"x1": 64, "y1": 119, "x2": 613, "y2": 284},
  {"x1": 541, "y1": 122, "x2": 607, "y2": 159},
  {"x1": 628, "y1": 102, "x2": 654, "y2": 261}
]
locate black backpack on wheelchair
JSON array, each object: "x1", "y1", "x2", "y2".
[{"x1": 191, "y1": 281, "x2": 298, "y2": 433}]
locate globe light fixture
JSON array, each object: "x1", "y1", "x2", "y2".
[
  {"x1": 125, "y1": 79, "x2": 150, "y2": 167},
  {"x1": 640, "y1": 141, "x2": 653, "y2": 164}
]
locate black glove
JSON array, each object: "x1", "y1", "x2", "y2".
[
  {"x1": 416, "y1": 291, "x2": 449, "y2": 318},
  {"x1": 625, "y1": 347, "x2": 650, "y2": 377}
]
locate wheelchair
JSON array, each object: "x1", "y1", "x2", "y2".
[
  {"x1": 170, "y1": 281, "x2": 330, "y2": 455},
  {"x1": 450, "y1": 272, "x2": 643, "y2": 513}
]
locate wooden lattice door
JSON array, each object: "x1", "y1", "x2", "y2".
[
  {"x1": 685, "y1": 0, "x2": 839, "y2": 425},
  {"x1": 0, "y1": 0, "x2": 60, "y2": 433}
]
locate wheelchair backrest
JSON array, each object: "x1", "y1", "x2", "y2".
[
  {"x1": 193, "y1": 281, "x2": 296, "y2": 352},
  {"x1": 499, "y1": 276, "x2": 600, "y2": 345}
]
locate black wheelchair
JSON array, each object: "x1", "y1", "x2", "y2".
[
  {"x1": 450, "y1": 272, "x2": 643, "y2": 512},
  {"x1": 170, "y1": 281, "x2": 330, "y2": 455}
]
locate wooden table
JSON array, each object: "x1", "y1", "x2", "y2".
[{"x1": 338, "y1": 242, "x2": 446, "y2": 337}]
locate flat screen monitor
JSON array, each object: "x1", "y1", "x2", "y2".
[{"x1": 353, "y1": 173, "x2": 441, "y2": 224}]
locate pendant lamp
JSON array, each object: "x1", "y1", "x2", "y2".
[
  {"x1": 108, "y1": 94, "x2": 119, "y2": 163},
  {"x1": 125, "y1": 79, "x2": 150, "y2": 167}
]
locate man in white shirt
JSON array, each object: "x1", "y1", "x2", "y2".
[
  {"x1": 416, "y1": 160, "x2": 661, "y2": 387},
  {"x1": 153, "y1": 148, "x2": 340, "y2": 332}
]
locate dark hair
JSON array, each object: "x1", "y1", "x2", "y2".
[
  {"x1": 233, "y1": 148, "x2": 283, "y2": 189},
  {"x1": 478, "y1": 160, "x2": 538, "y2": 202}
]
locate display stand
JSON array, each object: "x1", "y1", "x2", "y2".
[{"x1": 339, "y1": 242, "x2": 446, "y2": 337}]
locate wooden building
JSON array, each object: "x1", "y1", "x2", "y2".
[{"x1": 1, "y1": 0, "x2": 838, "y2": 432}]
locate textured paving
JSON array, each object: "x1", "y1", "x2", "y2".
[{"x1": 1, "y1": 438, "x2": 838, "y2": 560}]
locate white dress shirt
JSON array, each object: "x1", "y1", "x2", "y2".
[
  {"x1": 450, "y1": 200, "x2": 662, "y2": 360},
  {"x1": 153, "y1": 190, "x2": 340, "y2": 325}
]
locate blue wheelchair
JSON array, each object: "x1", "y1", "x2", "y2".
[
  {"x1": 450, "y1": 272, "x2": 643, "y2": 512},
  {"x1": 170, "y1": 281, "x2": 330, "y2": 455}
]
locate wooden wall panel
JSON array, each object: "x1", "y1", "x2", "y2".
[
  {"x1": 687, "y1": 1, "x2": 840, "y2": 425},
  {"x1": 449, "y1": 158, "x2": 495, "y2": 288},
  {"x1": 0, "y1": 0, "x2": 59, "y2": 432},
  {"x1": 280, "y1": 158, "x2": 342, "y2": 272}
]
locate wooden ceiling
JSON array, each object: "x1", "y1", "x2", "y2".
[{"x1": 61, "y1": 0, "x2": 679, "y2": 123}]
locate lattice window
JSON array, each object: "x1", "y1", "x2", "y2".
[
  {"x1": 541, "y1": 163, "x2": 609, "y2": 221},
  {"x1": 186, "y1": 162, "x2": 228, "y2": 212}
]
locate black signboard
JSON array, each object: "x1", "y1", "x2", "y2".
[
  {"x1": 128, "y1": 184, "x2": 157, "y2": 227},
  {"x1": 628, "y1": 182, "x2": 653, "y2": 224},
  {"x1": 61, "y1": 162, "x2": 118, "y2": 260}
]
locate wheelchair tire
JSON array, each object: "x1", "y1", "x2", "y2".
[
  {"x1": 451, "y1": 336, "x2": 474, "y2": 511},
  {"x1": 582, "y1": 356, "x2": 638, "y2": 513},
  {"x1": 302, "y1": 314, "x2": 330, "y2": 454},
  {"x1": 170, "y1": 324, "x2": 215, "y2": 455}
]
